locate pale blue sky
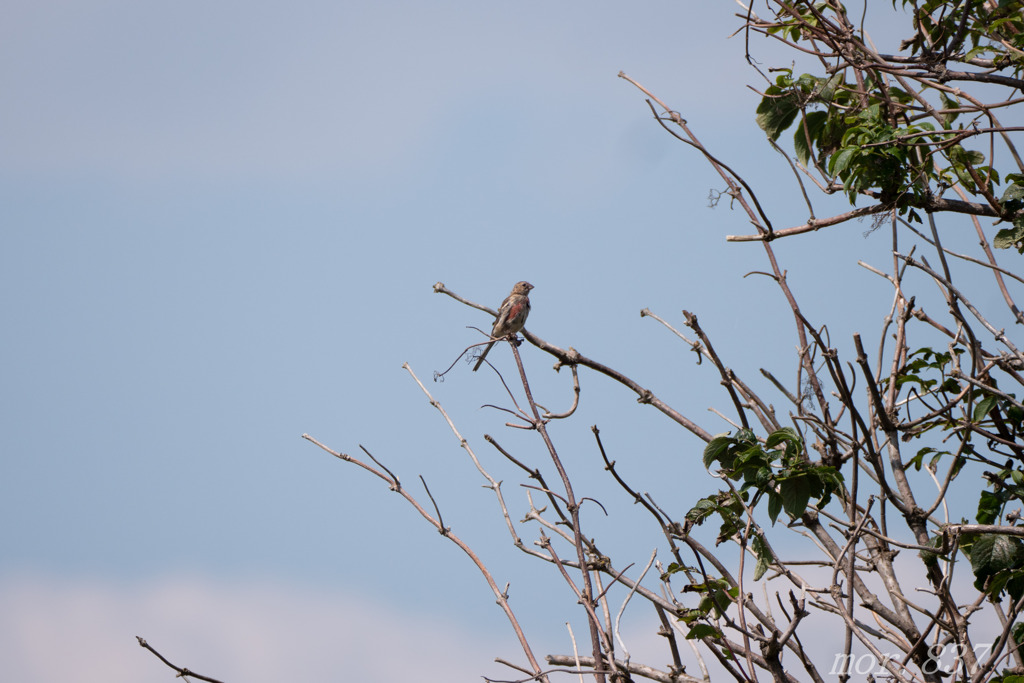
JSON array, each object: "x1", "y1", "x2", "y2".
[{"x1": 3, "y1": 1, "x2": 1017, "y2": 681}]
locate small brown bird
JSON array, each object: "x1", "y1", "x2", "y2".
[{"x1": 472, "y1": 281, "x2": 534, "y2": 371}]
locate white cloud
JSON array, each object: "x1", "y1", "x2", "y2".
[{"x1": 0, "y1": 572, "x2": 504, "y2": 682}]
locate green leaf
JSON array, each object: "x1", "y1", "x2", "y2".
[
  {"x1": 999, "y1": 570, "x2": 1024, "y2": 603},
  {"x1": 756, "y1": 91, "x2": 800, "y2": 141},
  {"x1": 970, "y1": 534, "x2": 1024, "y2": 579},
  {"x1": 978, "y1": 490, "x2": 1003, "y2": 525},
  {"x1": 939, "y1": 91, "x2": 962, "y2": 124},
  {"x1": 767, "y1": 492, "x2": 782, "y2": 526},
  {"x1": 793, "y1": 110, "x2": 828, "y2": 166},
  {"x1": 677, "y1": 608, "x2": 702, "y2": 624},
  {"x1": 703, "y1": 435, "x2": 733, "y2": 469},
  {"x1": 994, "y1": 224, "x2": 1024, "y2": 252},
  {"x1": 686, "y1": 623, "x2": 723, "y2": 640},
  {"x1": 1013, "y1": 622, "x2": 1024, "y2": 652},
  {"x1": 974, "y1": 395, "x2": 998, "y2": 422},
  {"x1": 964, "y1": 45, "x2": 993, "y2": 62},
  {"x1": 949, "y1": 145, "x2": 985, "y2": 167},
  {"x1": 734, "y1": 443, "x2": 768, "y2": 469},
  {"x1": 765, "y1": 427, "x2": 801, "y2": 451},
  {"x1": 793, "y1": 122, "x2": 813, "y2": 167},
  {"x1": 780, "y1": 475, "x2": 816, "y2": 518},
  {"x1": 1003, "y1": 183, "x2": 1024, "y2": 203},
  {"x1": 908, "y1": 447, "x2": 936, "y2": 471},
  {"x1": 686, "y1": 497, "x2": 718, "y2": 525},
  {"x1": 940, "y1": 378, "x2": 961, "y2": 393},
  {"x1": 828, "y1": 147, "x2": 858, "y2": 176},
  {"x1": 735, "y1": 428, "x2": 757, "y2": 444},
  {"x1": 752, "y1": 535, "x2": 773, "y2": 580},
  {"x1": 813, "y1": 73, "x2": 843, "y2": 103}
]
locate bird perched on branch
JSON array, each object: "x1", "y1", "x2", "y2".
[{"x1": 472, "y1": 281, "x2": 534, "y2": 371}]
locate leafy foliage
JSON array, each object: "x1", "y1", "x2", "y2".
[
  {"x1": 964, "y1": 532, "x2": 1024, "y2": 601},
  {"x1": 754, "y1": 1, "x2": 1024, "y2": 235},
  {"x1": 995, "y1": 179, "x2": 1024, "y2": 252},
  {"x1": 694, "y1": 428, "x2": 843, "y2": 529}
]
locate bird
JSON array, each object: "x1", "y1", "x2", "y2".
[{"x1": 472, "y1": 281, "x2": 534, "y2": 371}]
